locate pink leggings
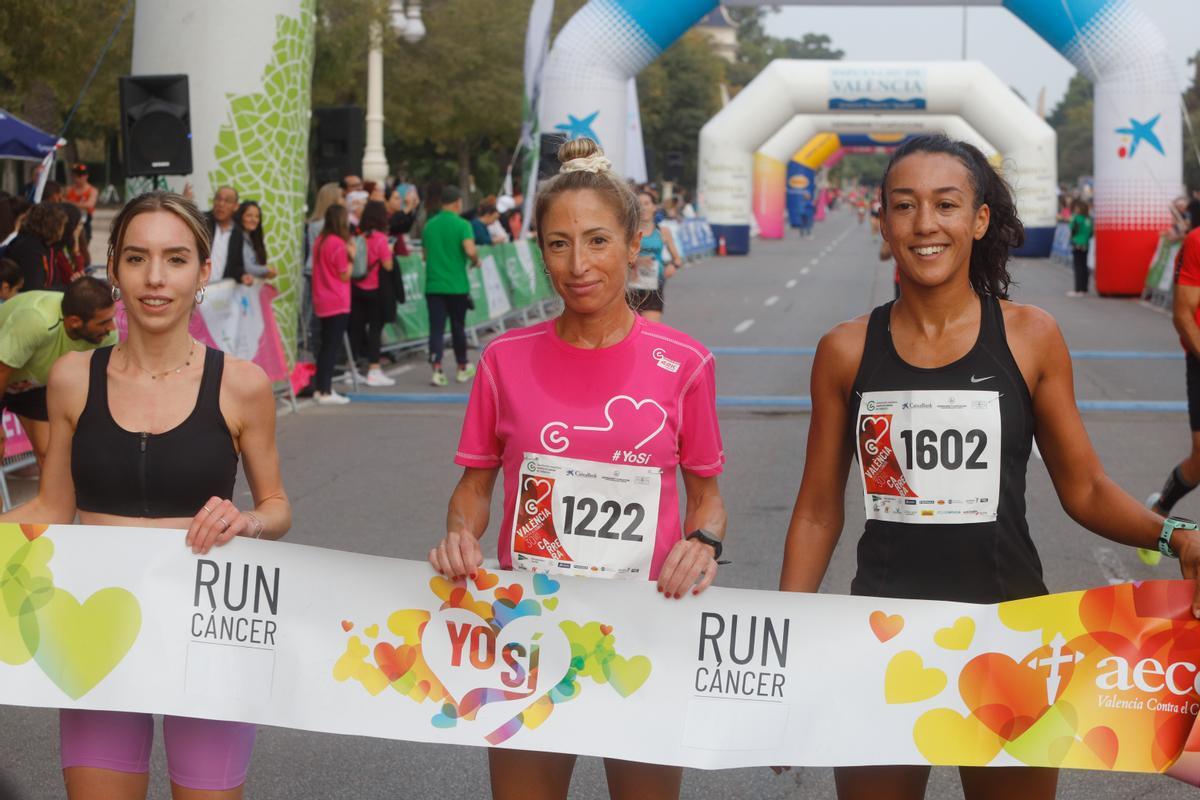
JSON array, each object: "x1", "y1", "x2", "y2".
[{"x1": 60, "y1": 709, "x2": 256, "y2": 791}]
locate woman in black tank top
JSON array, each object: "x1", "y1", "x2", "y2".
[
  {"x1": 779, "y1": 136, "x2": 1200, "y2": 800},
  {"x1": 1, "y1": 192, "x2": 291, "y2": 800}
]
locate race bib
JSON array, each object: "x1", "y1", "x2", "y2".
[
  {"x1": 629, "y1": 254, "x2": 659, "y2": 291},
  {"x1": 857, "y1": 390, "x2": 1001, "y2": 524},
  {"x1": 512, "y1": 452, "x2": 660, "y2": 578}
]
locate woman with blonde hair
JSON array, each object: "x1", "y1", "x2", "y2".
[
  {"x1": 2, "y1": 191, "x2": 290, "y2": 798},
  {"x1": 430, "y1": 138, "x2": 727, "y2": 799}
]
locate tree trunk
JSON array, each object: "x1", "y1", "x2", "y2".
[{"x1": 457, "y1": 141, "x2": 471, "y2": 202}]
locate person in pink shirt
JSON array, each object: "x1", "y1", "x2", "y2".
[
  {"x1": 312, "y1": 204, "x2": 355, "y2": 405},
  {"x1": 428, "y1": 138, "x2": 728, "y2": 800},
  {"x1": 349, "y1": 200, "x2": 395, "y2": 386}
]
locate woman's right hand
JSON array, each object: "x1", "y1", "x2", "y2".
[{"x1": 429, "y1": 529, "x2": 483, "y2": 579}]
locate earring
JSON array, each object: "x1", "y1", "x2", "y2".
[
  {"x1": 195, "y1": 285, "x2": 207, "y2": 305},
  {"x1": 111, "y1": 286, "x2": 121, "y2": 302}
]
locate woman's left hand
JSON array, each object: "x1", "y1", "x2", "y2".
[
  {"x1": 187, "y1": 496, "x2": 248, "y2": 554},
  {"x1": 657, "y1": 537, "x2": 718, "y2": 599},
  {"x1": 1171, "y1": 528, "x2": 1200, "y2": 617}
]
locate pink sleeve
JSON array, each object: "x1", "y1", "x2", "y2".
[
  {"x1": 368, "y1": 233, "x2": 391, "y2": 266},
  {"x1": 320, "y1": 237, "x2": 346, "y2": 276},
  {"x1": 678, "y1": 354, "x2": 724, "y2": 476},
  {"x1": 455, "y1": 355, "x2": 502, "y2": 468}
]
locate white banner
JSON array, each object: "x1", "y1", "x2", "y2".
[{"x1": 4, "y1": 524, "x2": 1200, "y2": 783}]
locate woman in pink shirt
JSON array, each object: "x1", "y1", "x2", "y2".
[
  {"x1": 349, "y1": 200, "x2": 395, "y2": 386},
  {"x1": 312, "y1": 204, "x2": 354, "y2": 405},
  {"x1": 429, "y1": 138, "x2": 728, "y2": 800}
]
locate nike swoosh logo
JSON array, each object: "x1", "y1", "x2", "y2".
[{"x1": 970, "y1": 375, "x2": 994, "y2": 383}]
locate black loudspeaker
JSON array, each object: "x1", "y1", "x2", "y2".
[
  {"x1": 119, "y1": 74, "x2": 192, "y2": 176},
  {"x1": 538, "y1": 133, "x2": 568, "y2": 181},
  {"x1": 312, "y1": 106, "x2": 364, "y2": 186}
]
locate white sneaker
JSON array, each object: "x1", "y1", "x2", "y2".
[
  {"x1": 314, "y1": 390, "x2": 351, "y2": 405},
  {"x1": 365, "y1": 368, "x2": 396, "y2": 387}
]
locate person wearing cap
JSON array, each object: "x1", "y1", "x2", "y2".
[{"x1": 65, "y1": 164, "x2": 98, "y2": 241}]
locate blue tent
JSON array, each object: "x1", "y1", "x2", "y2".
[{"x1": 0, "y1": 110, "x2": 58, "y2": 161}]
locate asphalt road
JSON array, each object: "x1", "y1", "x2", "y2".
[{"x1": 3, "y1": 208, "x2": 1197, "y2": 799}]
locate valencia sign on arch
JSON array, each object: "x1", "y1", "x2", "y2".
[
  {"x1": 540, "y1": 0, "x2": 1182, "y2": 293},
  {"x1": 701, "y1": 60, "x2": 1057, "y2": 257}
]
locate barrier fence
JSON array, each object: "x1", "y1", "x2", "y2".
[{"x1": 1142, "y1": 234, "x2": 1183, "y2": 311}]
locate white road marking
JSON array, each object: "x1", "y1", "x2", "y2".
[
  {"x1": 810, "y1": 258, "x2": 820, "y2": 265},
  {"x1": 1092, "y1": 547, "x2": 1132, "y2": 586},
  {"x1": 786, "y1": 279, "x2": 798, "y2": 289},
  {"x1": 764, "y1": 295, "x2": 779, "y2": 307},
  {"x1": 800, "y1": 267, "x2": 810, "y2": 275},
  {"x1": 734, "y1": 318, "x2": 756, "y2": 334}
]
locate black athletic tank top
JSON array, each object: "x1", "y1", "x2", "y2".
[
  {"x1": 847, "y1": 295, "x2": 1047, "y2": 603},
  {"x1": 72, "y1": 346, "x2": 238, "y2": 518}
]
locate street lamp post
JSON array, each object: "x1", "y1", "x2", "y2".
[{"x1": 362, "y1": 1, "x2": 425, "y2": 183}]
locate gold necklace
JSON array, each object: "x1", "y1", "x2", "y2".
[{"x1": 120, "y1": 338, "x2": 197, "y2": 380}]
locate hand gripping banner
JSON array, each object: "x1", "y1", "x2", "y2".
[{"x1": 4, "y1": 523, "x2": 1200, "y2": 784}]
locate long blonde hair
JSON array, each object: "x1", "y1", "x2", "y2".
[
  {"x1": 310, "y1": 183, "x2": 343, "y2": 223},
  {"x1": 107, "y1": 191, "x2": 211, "y2": 278}
]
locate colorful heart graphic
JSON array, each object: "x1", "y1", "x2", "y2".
[
  {"x1": 959, "y1": 652, "x2": 1055, "y2": 741},
  {"x1": 934, "y1": 617, "x2": 975, "y2": 651},
  {"x1": 861, "y1": 415, "x2": 890, "y2": 455},
  {"x1": 493, "y1": 598, "x2": 542, "y2": 629},
  {"x1": 884, "y1": 650, "x2": 946, "y2": 704},
  {"x1": 870, "y1": 610, "x2": 904, "y2": 643},
  {"x1": 532, "y1": 573, "x2": 560, "y2": 596},
  {"x1": 912, "y1": 707, "x2": 1005, "y2": 766},
  {"x1": 542, "y1": 598, "x2": 559, "y2": 611},
  {"x1": 341, "y1": 620, "x2": 353, "y2": 632},
  {"x1": 472, "y1": 568, "x2": 499, "y2": 591},
  {"x1": 374, "y1": 642, "x2": 417, "y2": 682},
  {"x1": 364, "y1": 624, "x2": 379, "y2": 639},
  {"x1": 495, "y1": 584, "x2": 524, "y2": 605},
  {"x1": 599, "y1": 624, "x2": 613, "y2": 637},
  {"x1": 602, "y1": 653, "x2": 651, "y2": 697},
  {"x1": 26, "y1": 587, "x2": 141, "y2": 699},
  {"x1": 1083, "y1": 726, "x2": 1119, "y2": 769}
]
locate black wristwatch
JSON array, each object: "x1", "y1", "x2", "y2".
[{"x1": 687, "y1": 529, "x2": 723, "y2": 560}]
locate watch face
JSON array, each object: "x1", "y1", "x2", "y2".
[{"x1": 1169, "y1": 516, "x2": 1198, "y2": 527}]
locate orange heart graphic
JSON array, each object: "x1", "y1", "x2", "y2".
[
  {"x1": 870, "y1": 610, "x2": 904, "y2": 643},
  {"x1": 495, "y1": 584, "x2": 523, "y2": 605},
  {"x1": 1083, "y1": 726, "x2": 1118, "y2": 769},
  {"x1": 600, "y1": 625, "x2": 614, "y2": 636},
  {"x1": 341, "y1": 620, "x2": 353, "y2": 632},
  {"x1": 960, "y1": 651, "x2": 1057, "y2": 741},
  {"x1": 19, "y1": 524, "x2": 47, "y2": 541},
  {"x1": 473, "y1": 568, "x2": 499, "y2": 591},
  {"x1": 374, "y1": 642, "x2": 417, "y2": 682}
]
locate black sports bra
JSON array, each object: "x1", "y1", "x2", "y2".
[{"x1": 71, "y1": 346, "x2": 239, "y2": 518}]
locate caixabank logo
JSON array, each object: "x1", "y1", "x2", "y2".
[
  {"x1": 869, "y1": 581, "x2": 1200, "y2": 773},
  {"x1": 333, "y1": 569, "x2": 651, "y2": 744}
]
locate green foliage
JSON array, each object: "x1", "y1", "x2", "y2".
[
  {"x1": 725, "y1": 7, "x2": 843, "y2": 92},
  {"x1": 0, "y1": 0, "x2": 132, "y2": 141},
  {"x1": 1046, "y1": 72, "x2": 1094, "y2": 187},
  {"x1": 830, "y1": 153, "x2": 890, "y2": 186},
  {"x1": 637, "y1": 32, "x2": 724, "y2": 190}
]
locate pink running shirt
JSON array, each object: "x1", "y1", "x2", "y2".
[
  {"x1": 313, "y1": 234, "x2": 351, "y2": 317},
  {"x1": 353, "y1": 230, "x2": 391, "y2": 292},
  {"x1": 455, "y1": 315, "x2": 724, "y2": 579}
]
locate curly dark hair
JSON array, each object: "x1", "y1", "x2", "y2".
[
  {"x1": 23, "y1": 202, "x2": 68, "y2": 246},
  {"x1": 880, "y1": 134, "x2": 1024, "y2": 299}
]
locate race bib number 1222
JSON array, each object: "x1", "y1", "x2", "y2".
[{"x1": 857, "y1": 390, "x2": 1001, "y2": 524}]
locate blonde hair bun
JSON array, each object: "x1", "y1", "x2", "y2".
[{"x1": 557, "y1": 137, "x2": 602, "y2": 164}]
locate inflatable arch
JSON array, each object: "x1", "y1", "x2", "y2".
[
  {"x1": 755, "y1": 115, "x2": 1000, "y2": 239},
  {"x1": 700, "y1": 60, "x2": 1057, "y2": 257},
  {"x1": 541, "y1": 0, "x2": 1180, "y2": 294}
]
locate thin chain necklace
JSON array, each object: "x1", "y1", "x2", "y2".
[{"x1": 119, "y1": 338, "x2": 197, "y2": 380}]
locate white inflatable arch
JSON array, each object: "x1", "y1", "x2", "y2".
[
  {"x1": 755, "y1": 114, "x2": 999, "y2": 239},
  {"x1": 541, "y1": 0, "x2": 1181, "y2": 293},
  {"x1": 704, "y1": 61, "x2": 1055, "y2": 254}
]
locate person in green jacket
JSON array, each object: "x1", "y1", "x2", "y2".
[
  {"x1": 422, "y1": 186, "x2": 481, "y2": 386},
  {"x1": 1068, "y1": 199, "x2": 1094, "y2": 297}
]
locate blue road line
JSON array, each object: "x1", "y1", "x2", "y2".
[
  {"x1": 710, "y1": 347, "x2": 1182, "y2": 360},
  {"x1": 345, "y1": 394, "x2": 1185, "y2": 413}
]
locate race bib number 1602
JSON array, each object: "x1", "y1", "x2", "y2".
[{"x1": 857, "y1": 390, "x2": 1001, "y2": 524}]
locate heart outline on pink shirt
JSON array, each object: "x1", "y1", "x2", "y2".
[{"x1": 538, "y1": 395, "x2": 669, "y2": 453}]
